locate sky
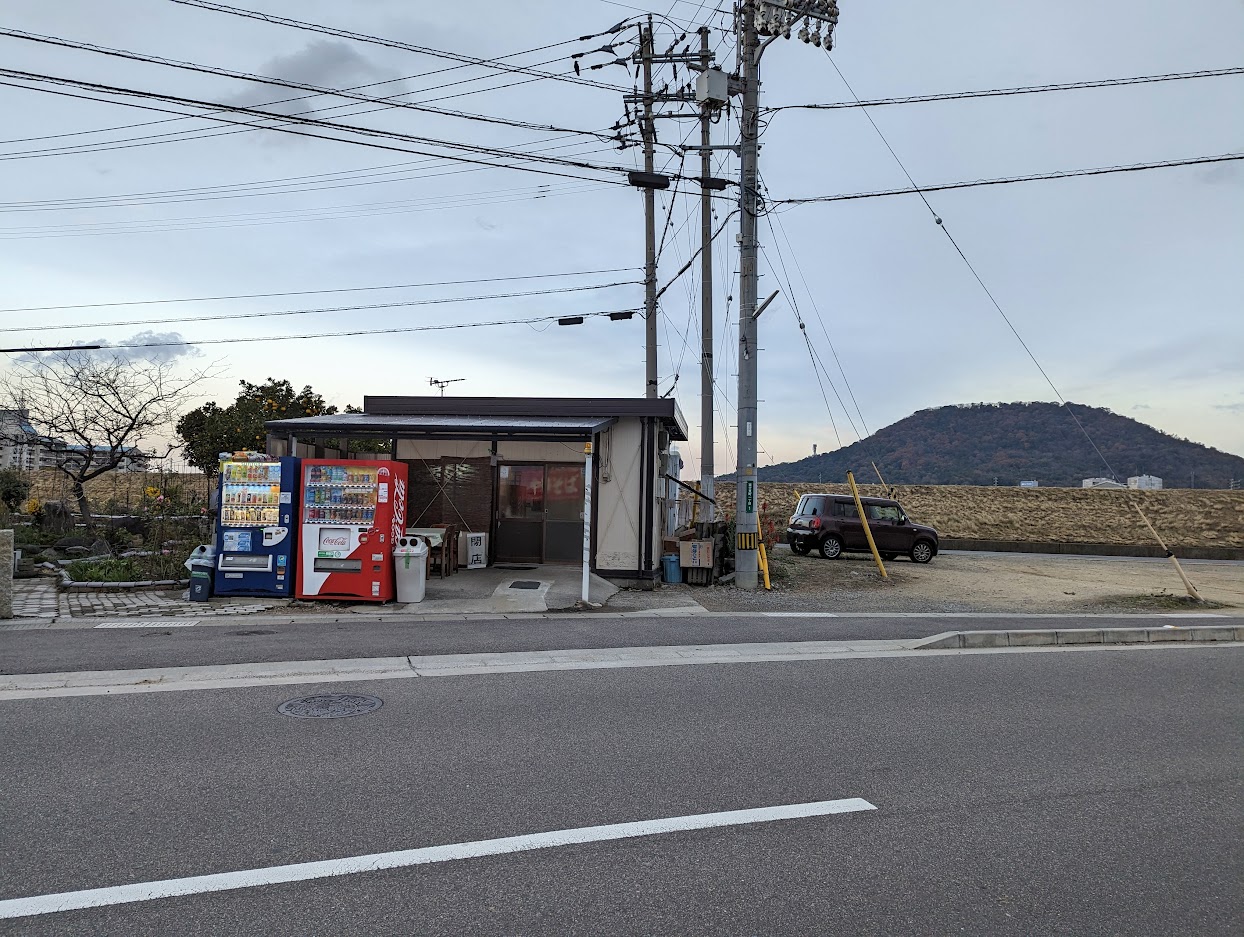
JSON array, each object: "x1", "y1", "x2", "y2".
[{"x1": 2, "y1": 0, "x2": 1242, "y2": 480}]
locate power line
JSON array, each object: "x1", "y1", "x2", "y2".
[
  {"x1": 2, "y1": 280, "x2": 640, "y2": 333},
  {"x1": 0, "y1": 69, "x2": 630, "y2": 175},
  {"x1": 0, "y1": 29, "x2": 622, "y2": 145},
  {"x1": 0, "y1": 181, "x2": 606, "y2": 239},
  {"x1": 0, "y1": 69, "x2": 645, "y2": 187},
  {"x1": 0, "y1": 266, "x2": 639, "y2": 313},
  {"x1": 822, "y1": 51, "x2": 1120, "y2": 480},
  {"x1": 774, "y1": 153, "x2": 1244, "y2": 206},
  {"x1": 12, "y1": 307, "x2": 641, "y2": 351},
  {"x1": 165, "y1": 0, "x2": 629, "y2": 93},
  {"x1": 767, "y1": 65, "x2": 1244, "y2": 113}
]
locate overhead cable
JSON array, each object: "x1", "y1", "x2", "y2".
[
  {"x1": 774, "y1": 153, "x2": 1244, "y2": 206},
  {"x1": 3, "y1": 281, "x2": 640, "y2": 332},
  {"x1": 165, "y1": 0, "x2": 629, "y2": 93},
  {"x1": 767, "y1": 65, "x2": 1244, "y2": 113},
  {"x1": 1, "y1": 267, "x2": 639, "y2": 314},
  {"x1": 13, "y1": 308, "x2": 641, "y2": 351}
]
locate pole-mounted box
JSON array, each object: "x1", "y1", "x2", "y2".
[{"x1": 696, "y1": 68, "x2": 729, "y2": 107}]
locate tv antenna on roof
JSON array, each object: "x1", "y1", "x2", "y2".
[{"x1": 428, "y1": 377, "x2": 465, "y2": 397}]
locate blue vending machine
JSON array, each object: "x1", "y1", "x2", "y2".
[{"x1": 214, "y1": 456, "x2": 300, "y2": 597}]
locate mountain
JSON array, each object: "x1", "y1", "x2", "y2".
[{"x1": 751, "y1": 402, "x2": 1244, "y2": 488}]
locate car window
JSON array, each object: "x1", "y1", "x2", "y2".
[
  {"x1": 866, "y1": 504, "x2": 902, "y2": 522},
  {"x1": 832, "y1": 501, "x2": 859, "y2": 519},
  {"x1": 800, "y1": 495, "x2": 829, "y2": 516}
]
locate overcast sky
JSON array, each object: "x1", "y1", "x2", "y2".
[{"x1": 3, "y1": 0, "x2": 1242, "y2": 477}]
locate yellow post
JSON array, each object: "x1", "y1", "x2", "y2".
[
  {"x1": 1131, "y1": 500, "x2": 1202, "y2": 602},
  {"x1": 758, "y1": 542, "x2": 772, "y2": 590},
  {"x1": 846, "y1": 470, "x2": 887, "y2": 579}
]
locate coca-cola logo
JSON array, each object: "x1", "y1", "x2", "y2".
[
  {"x1": 391, "y1": 477, "x2": 407, "y2": 543},
  {"x1": 321, "y1": 534, "x2": 349, "y2": 548},
  {"x1": 377, "y1": 465, "x2": 391, "y2": 477}
]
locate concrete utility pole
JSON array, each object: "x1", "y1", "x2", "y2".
[
  {"x1": 732, "y1": 0, "x2": 840, "y2": 590},
  {"x1": 641, "y1": 19, "x2": 659, "y2": 399},
  {"x1": 698, "y1": 27, "x2": 717, "y2": 522}
]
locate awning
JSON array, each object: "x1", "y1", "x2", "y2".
[{"x1": 264, "y1": 412, "x2": 617, "y2": 443}]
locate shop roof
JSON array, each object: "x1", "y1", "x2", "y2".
[
  {"x1": 266, "y1": 397, "x2": 688, "y2": 441},
  {"x1": 264, "y1": 412, "x2": 621, "y2": 442}
]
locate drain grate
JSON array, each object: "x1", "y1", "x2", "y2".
[
  {"x1": 94, "y1": 619, "x2": 199, "y2": 629},
  {"x1": 509, "y1": 580, "x2": 541, "y2": 590},
  {"x1": 495, "y1": 565, "x2": 538, "y2": 571},
  {"x1": 277, "y1": 694, "x2": 383, "y2": 719}
]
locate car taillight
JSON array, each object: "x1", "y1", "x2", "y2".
[{"x1": 810, "y1": 516, "x2": 821, "y2": 529}]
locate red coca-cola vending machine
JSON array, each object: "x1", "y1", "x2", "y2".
[{"x1": 295, "y1": 459, "x2": 407, "y2": 602}]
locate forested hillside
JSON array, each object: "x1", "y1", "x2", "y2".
[{"x1": 753, "y1": 402, "x2": 1244, "y2": 488}]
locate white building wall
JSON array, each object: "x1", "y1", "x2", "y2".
[{"x1": 595, "y1": 418, "x2": 645, "y2": 573}]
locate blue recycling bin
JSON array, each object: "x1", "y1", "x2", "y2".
[{"x1": 662, "y1": 553, "x2": 682, "y2": 584}]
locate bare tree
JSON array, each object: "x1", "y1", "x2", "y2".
[{"x1": 0, "y1": 351, "x2": 217, "y2": 529}]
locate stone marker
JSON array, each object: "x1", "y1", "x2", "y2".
[{"x1": 0, "y1": 528, "x2": 12, "y2": 618}]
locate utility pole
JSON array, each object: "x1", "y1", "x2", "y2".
[
  {"x1": 732, "y1": 0, "x2": 840, "y2": 590},
  {"x1": 641, "y1": 19, "x2": 659, "y2": 399},
  {"x1": 698, "y1": 27, "x2": 716, "y2": 522}
]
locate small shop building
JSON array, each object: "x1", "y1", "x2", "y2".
[{"x1": 265, "y1": 396, "x2": 687, "y2": 583}]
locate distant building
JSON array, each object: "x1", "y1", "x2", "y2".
[
  {"x1": 0, "y1": 408, "x2": 41, "y2": 471},
  {"x1": 0, "y1": 409, "x2": 149, "y2": 474},
  {"x1": 1082, "y1": 477, "x2": 1127, "y2": 490},
  {"x1": 1018, "y1": 480, "x2": 1039, "y2": 488},
  {"x1": 1127, "y1": 474, "x2": 1163, "y2": 490}
]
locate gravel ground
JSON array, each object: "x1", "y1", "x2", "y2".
[{"x1": 642, "y1": 548, "x2": 1244, "y2": 615}]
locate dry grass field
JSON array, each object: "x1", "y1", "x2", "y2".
[
  {"x1": 25, "y1": 470, "x2": 211, "y2": 511},
  {"x1": 715, "y1": 482, "x2": 1244, "y2": 549}
]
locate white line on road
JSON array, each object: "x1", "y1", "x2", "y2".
[
  {"x1": 93, "y1": 619, "x2": 199, "y2": 629},
  {"x1": 0, "y1": 798, "x2": 876, "y2": 919}
]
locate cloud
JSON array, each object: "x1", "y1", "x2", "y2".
[
  {"x1": 15, "y1": 332, "x2": 201, "y2": 366},
  {"x1": 1130, "y1": 403, "x2": 1151, "y2": 410},
  {"x1": 228, "y1": 40, "x2": 400, "y2": 115},
  {"x1": 1212, "y1": 402, "x2": 1244, "y2": 413}
]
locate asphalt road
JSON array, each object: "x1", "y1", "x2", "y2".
[
  {"x1": 1, "y1": 646, "x2": 1240, "y2": 935},
  {"x1": 1, "y1": 611, "x2": 1227, "y2": 675}
]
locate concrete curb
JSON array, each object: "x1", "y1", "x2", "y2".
[{"x1": 915, "y1": 624, "x2": 1244, "y2": 649}]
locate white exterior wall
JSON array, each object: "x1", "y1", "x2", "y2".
[
  {"x1": 595, "y1": 417, "x2": 647, "y2": 573},
  {"x1": 1127, "y1": 475, "x2": 1163, "y2": 490}
]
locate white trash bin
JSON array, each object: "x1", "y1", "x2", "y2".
[{"x1": 393, "y1": 536, "x2": 429, "y2": 603}]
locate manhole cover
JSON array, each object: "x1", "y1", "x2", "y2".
[
  {"x1": 509, "y1": 580, "x2": 541, "y2": 590},
  {"x1": 277, "y1": 694, "x2": 383, "y2": 719}
]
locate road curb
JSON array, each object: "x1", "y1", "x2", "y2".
[{"x1": 915, "y1": 624, "x2": 1244, "y2": 649}]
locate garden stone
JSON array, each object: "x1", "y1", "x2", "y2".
[
  {"x1": 41, "y1": 502, "x2": 75, "y2": 534},
  {"x1": 89, "y1": 539, "x2": 111, "y2": 556}
]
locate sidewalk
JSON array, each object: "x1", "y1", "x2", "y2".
[{"x1": 3, "y1": 570, "x2": 706, "y2": 629}]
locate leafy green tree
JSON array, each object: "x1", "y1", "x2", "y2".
[
  {"x1": 0, "y1": 467, "x2": 32, "y2": 512},
  {"x1": 177, "y1": 378, "x2": 338, "y2": 475}
]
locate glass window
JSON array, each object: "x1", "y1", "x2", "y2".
[
  {"x1": 866, "y1": 504, "x2": 902, "y2": 522},
  {"x1": 801, "y1": 495, "x2": 828, "y2": 516},
  {"x1": 833, "y1": 501, "x2": 859, "y2": 519}
]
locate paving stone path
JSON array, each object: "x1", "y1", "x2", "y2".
[{"x1": 8, "y1": 578, "x2": 273, "y2": 621}]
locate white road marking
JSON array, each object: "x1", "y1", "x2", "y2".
[
  {"x1": 93, "y1": 619, "x2": 199, "y2": 629},
  {"x1": 0, "y1": 798, "x2": 877, "y2": 918}
]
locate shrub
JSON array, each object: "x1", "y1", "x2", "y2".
[{"x1": 65, "y1": 557, "x2": 144, "y2": 582}]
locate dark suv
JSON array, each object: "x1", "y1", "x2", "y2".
[{"x1": 786, "y1": 494, "x2": 939, "y2": 563}]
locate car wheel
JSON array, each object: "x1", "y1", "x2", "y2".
[
  {"x1": 791, "y1": 540, "x2": 811, "y2": 556},
  {"x1": 818, "y1": 535, "x2": 843, "y2": 559},
  {"x1": 910, "y1": 540, "x2": 934, "y2": 564},
  {"x1": 880, "y1": 552, "x2": 897, "y2": 561}
]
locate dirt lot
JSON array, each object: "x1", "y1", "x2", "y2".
[
  {"x1": 688, "y1": 548, "x2": 1244, "y2": 615},
  {"x1": 715, "y1": 482, "x2": 1244, "y2": 549}
]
